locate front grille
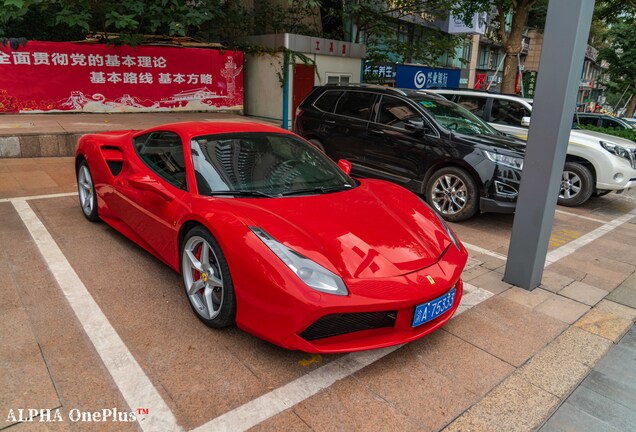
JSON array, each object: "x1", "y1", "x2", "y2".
[{"x1": 300, "y1": 311, "x2": 397, "y2": 341}]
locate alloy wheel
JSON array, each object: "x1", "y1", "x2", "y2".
[
  {"x1": 78, "y1": 164, "x2": 94, "y2": 216},
  {"x1": 182, "y1": 236, "x2": 224, "y2": 320},
  {"x1": 559, "y1": 171, "x2": 582, "y2": 199},
  {"x1": 431, "y1": 174, "x2": 467, "y2": 215}
]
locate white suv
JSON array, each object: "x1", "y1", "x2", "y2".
[{"x1": 427, "y1": 89, "x2": 636, "y2": 206}]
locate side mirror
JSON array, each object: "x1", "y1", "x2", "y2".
[
  {"x1": 521, "y1": 116, "x2": 531, "y2": 127},
  {"x1": 337, "y1": 159, "x2": 352, "y2": 175},
  {"x1": 404, "y1": 119, "x2": 431, "y2": 134}
]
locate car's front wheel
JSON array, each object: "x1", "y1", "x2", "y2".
[
  {"x1": 558, "y1": 162, "x2": 593, "y2": 206},
  {"x1": 426, "y1": 167, "x2": 478, "y2": 222},
  {"x1": 77, "y1": 160, "x2": 99, "y2": 222},
  {"x1": 181, "y1": 226, "x2": 236, "y2": 328}
]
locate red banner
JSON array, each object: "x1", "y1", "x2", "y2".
[{"x1": 0, "y1": 41, "x2": 243, "y2": 113}]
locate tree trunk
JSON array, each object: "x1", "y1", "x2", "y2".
[
  {"x1": 625, "y1": 90, "x2": 636, "y2": 118},
  {"x1": 500, "y1": 2, "x2": 534, "y2": 94}
]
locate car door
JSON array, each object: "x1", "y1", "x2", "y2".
[
  {"x1": 320, "y1": 90, "x2": 377, "y2": 166},
  {"x1": 360, "y1": 95, "x2": 444, "y2": 192},
  {"x1": 115, "y1": 130, "x2": 190, "y2": 264}
]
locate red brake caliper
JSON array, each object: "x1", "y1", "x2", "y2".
[{"x1": 193, "y1": 243, "x2": 204, "y2": 294}]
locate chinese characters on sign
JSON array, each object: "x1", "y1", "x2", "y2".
[
  {"x1": 0, "y1": 41, "x2": 243, "y2": 113},
  {"x1": 395, "y1": 65, "x2": 460, "y2": 90},
  {"x1": 364, "y1": 62, "x2": 397, "y2": 82}
]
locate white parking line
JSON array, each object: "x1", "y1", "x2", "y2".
[
  {"x1": 463, "y1": 242, "x2": 508, "y2": 261},
  {"x1": 0, "y1": 191, "x2": 77, "y2": 203},
  {"x1": 12, "y1": 199, "x2": 182, "y2": 432},
  {"x1": 546, "y1": 208, "x2": 636, "y2": 264},
  {"x1": 192, "y1": 283, "x2": 492, "y2": 432},
  {"x1": 555, "y1": 209, "x2": 607, "y2": 224}
]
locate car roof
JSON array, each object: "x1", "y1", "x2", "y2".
[
  {"x1": 140, "y1": 121, "x2": 291, "y2": 138},
  {"x1": 320, "y1": 84, "x2": 447, "y2": 101},
  {"x1": 427, "y1": 88, "x2": 534, "y2": 104}
]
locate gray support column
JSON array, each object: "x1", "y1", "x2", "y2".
[{"x1": 503, "y1": 0, "x2": 595, "y2": 289}]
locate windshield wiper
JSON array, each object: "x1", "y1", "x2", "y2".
[
  {"x1": 279, "y1": 185, "x2": 353, "y2": 196},
  {"x1": 210, "y1": 190, "x2": 275, "y2": 198}
]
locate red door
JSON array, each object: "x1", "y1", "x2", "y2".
[{"x1": 292, "y1": 64, "x2": 316, "y2": 121}]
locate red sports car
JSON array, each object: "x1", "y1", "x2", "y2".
[{"x1": 75, "y1": 121, "x2": 468, "y2": 353}]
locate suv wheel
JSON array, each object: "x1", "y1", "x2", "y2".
[
  {"x1": 426, "y1": 167, "x2": 478, "y2": 222},
  {"x1": 558, "y1": 162, "x2": 593, "y2": 206}
]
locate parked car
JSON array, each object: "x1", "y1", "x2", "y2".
[
  {"x1": 427, "y1": 89, "x2": 636, "y2": 205},
  {"x1": 573, "y1": 112, "x2": 635, "y2": 130},
  {"x1": 294, "y1": 85, "x2": 526, "y2": 222},
  {"x1": 75, "y1": 121, "x2": 468, "y2": 353}
]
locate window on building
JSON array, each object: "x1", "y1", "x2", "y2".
[
  {"x1": 326, "y1": 73, "x2": 351, "y2": 84},
  {"x1": 477, "y1": 47, "x2": 490, "y2": 69}
]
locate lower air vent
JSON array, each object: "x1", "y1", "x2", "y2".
[
  {"x1": 300, "y1": 311, "x2": 397, "y2": 341},
  {"x1": 107, "y1": 161, "x2": 123, "y2": 176}
]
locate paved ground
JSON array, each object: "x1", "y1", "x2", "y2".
[{"x1": 1, "y1": 113, "x2": 636, "y2": 431}]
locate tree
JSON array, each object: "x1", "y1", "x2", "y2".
[
  {"x1": 453, "y1": 0, "x2": 538, "y2": 93},
  {"x1": 323, "y1": 0, "x2": 466, "y2": 66},
  {"x1": 597, "y1": 4, "x2": 636, "y2": 117}
]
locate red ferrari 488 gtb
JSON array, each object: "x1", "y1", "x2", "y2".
[{"x1": 75, "y1": 121, "x2": 468, "y2": 353}]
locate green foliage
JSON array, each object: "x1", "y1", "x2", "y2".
[
  {"x1": 598, "y1": 14, "x2": 636, "y2": 110},
  {"x1": 323, "y1": 0, "x2": 465, "y2": 65},
  {"x1": 579, "y1": 124, "x2": 636, "y2": 142}
]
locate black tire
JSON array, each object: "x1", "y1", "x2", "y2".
[
  {"x1": 308, "y1": 138, "x2": 325, "y2": 153},
  {"x1": 425, "y1": 166, "x2": 478, "y2": 222},
  {"x1": 558, "y1": 162, "x2": 593, "y2": 207},
  {"x1": 76, "y1": 160, "x2": 100, "y2": 222},
  {"x1": 181, "y1": 226, "x2": 236, "y2": 328}
]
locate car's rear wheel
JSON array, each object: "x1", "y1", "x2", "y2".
[
  {"x1": 558, "y1": 162, "x2": 593, "y2": 206},
  {"x1": 426, "y1": 167, "x2": 478, "y2": 222},
  {"x1": 181, "y1": 226, "x2": 236, "y2": 328},
  {"x1": 77, "y1": 160, "x2": 99, "y2": 222}
]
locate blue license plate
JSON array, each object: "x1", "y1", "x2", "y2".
[{"x1": 412, "y1": 288, "x2": 456, "y2": 328}]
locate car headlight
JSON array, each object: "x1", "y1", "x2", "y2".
[
  {"x1": 420, "y1": 200, "x2": 462, "y2": 251},
  {"x1": 484, "y1": 150, "x2": 524, "y2": 170},
  {"x1": 433, "y1": 211, "x2": 462, "y2": 251},
  {"x1": 600, "y1": 141, "x2": 636, "y2": 168},
  {"x1": 250, "y1": 227, "x2": 348, "y2": 296}
]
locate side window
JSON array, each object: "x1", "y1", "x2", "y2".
[
  {"x1": 134, "y1": 131, "x2": 187, "y2": 190},
  {"x1": 576, "y1": 116, "x2": 598, "y2": 127},
  {"x1": 490, "y1": 99, "x2": 530, "y2": 126},
  {"x1": 456, "y1": 95, "x2": 488, "y2": 118},
  {"x1": 333, "y1": 91, "x2": 375, "y2": 121},
  {"x1": 376, "y1": 95, "x2": 421, "y2": 129},
  {"x1": 600, "y1": 117, "x2": 621, "y2": 129},
  {"x1": 314, "y1": 91, "x2": 342, "y2": 113}
]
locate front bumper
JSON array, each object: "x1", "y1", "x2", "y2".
[
  {"x1": 480, "y1": 197, "x2": 516, "y2": 214},
  {"x1": 232, "y1": 238, "x2": 468, "y2": 353}
]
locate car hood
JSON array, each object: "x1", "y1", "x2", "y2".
[
  {"x1": 571, "y1": 129, "x2": 636, "y2": 148},
  {"x1": 452, "y1": 132, "x2": 527, "y2": 155},
  {"x1": 226, "y1": 180, "x2": 452, "y2": 280}
]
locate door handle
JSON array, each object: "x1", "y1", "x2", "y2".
[
  {"x1": 370, "y1": 129, "x2": 385, "y2": 135},
  {"x1": 324, "y1": 119, "x2": 336, "y2": 124}
]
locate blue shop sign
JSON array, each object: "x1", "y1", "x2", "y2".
[{"x1": 396, "y1": 65, "x2": 460, "y2": 89}]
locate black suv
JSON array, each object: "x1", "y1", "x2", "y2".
[{"x1": 294, "y1": 85, "x2": 526, "y2": 222}]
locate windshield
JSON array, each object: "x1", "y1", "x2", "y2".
[
  {"x1": 190, "y1": 132, "x2": 356, "y2": 196},
  {"x1": 414, "y1": 97, "x2": 500, "y2": 136}
]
